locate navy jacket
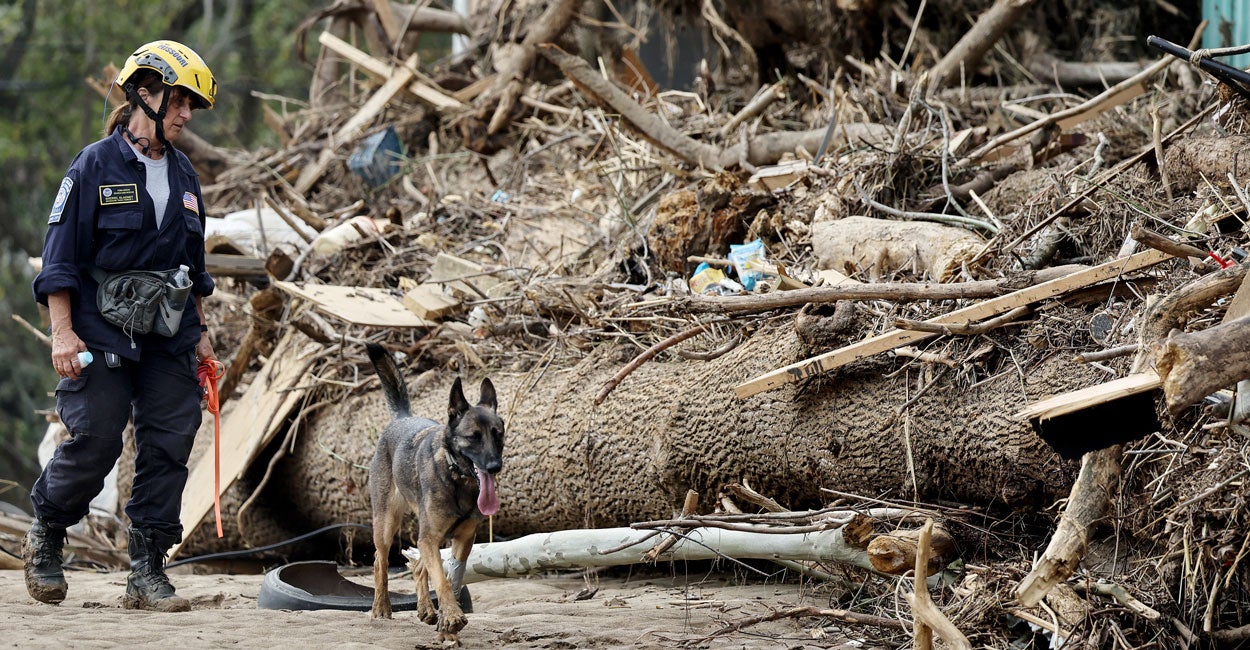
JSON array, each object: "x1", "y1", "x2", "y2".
[{"x1": 33, "y1": 128, "x2": 214, "y2": 361}]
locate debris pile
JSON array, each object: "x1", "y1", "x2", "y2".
[{"x1": 51, "y1": 0, "x2": 1250, "y2": 646}]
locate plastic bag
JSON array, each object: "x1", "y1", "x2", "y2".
[{"x1": 728, "y1": 239, "x2": 768, "y2": 291}]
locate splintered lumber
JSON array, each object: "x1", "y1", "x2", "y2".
[
  {"x1": 170, "y1": 331, "x2": 318, "y2": 559},
  {"x1": 735, "y1": 249, "x2": 1174, "y2": 398},
  {"x1": 402, "y1": 524, "x2": 878, "y2": 584},
  {"x1": 1016, "y1": 446, "x2": 1122, "y2": 606},
  {"x1": 317, "y1": 32, "x2": 463, "y2": 111},
  {"x1": 1155, "y1": 315, "x2": 1250, "y2": 413},
  {"x1": 273, "y1": 281, "x2": 435, "y2": 328},
  {"x1": 293, "y1": 52, "x2": 420, "y2": 195}
]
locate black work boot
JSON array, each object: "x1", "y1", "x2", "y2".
[
  {"x1": 122, "y1": 527, "x2": 190, "y2": 612},
  {"x1": 22, "y1": 518, "x2": 68, "y2": 604}
]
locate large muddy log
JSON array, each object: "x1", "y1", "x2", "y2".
[{"x1": 224, "y1": 320, "x2": 1094, "y2": 544}]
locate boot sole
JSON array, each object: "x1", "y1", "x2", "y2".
[{"x1": 24, "y1": 578, "x2": 67, "y2": 605}]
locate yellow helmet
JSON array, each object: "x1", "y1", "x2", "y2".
[{"x1": 117, "y1": 40, "x2": 217, "y2": 109}]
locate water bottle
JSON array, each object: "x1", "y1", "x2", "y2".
[
  {"x1": 172, "y1": 264, "x2": 191, "y2": 288},
  {"x1": 77, "y1": 351, "x2": 93, "y2": 367}
]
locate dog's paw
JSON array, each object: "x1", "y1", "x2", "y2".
[
  {"x1": 437, "y1": 607, "x2": 467, "y2": 635},
  {"x1": 370, "y1": 604, "x2": 393, "y2": 620},
  {"x1": 416, "y1": 598, "x2": 438, "y2": 625},
  {"x1": 437, "y1": 630, "x2": 461, "y2": 647}
]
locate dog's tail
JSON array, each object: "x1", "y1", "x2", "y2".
[{"x1": 365, "y1": 343, "x2": 411, "y2": 418}]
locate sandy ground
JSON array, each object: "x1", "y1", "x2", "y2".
[{"x1": 0, "y1": 567, "x2": 871, "y2": 649}]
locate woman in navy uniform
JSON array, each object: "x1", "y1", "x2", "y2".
[{"x1": 28, "y1": 40, "x2": 219, "y2": 612}]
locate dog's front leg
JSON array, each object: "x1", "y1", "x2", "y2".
[
  {"x1": 409, "y1": 553, "x2": 436, "y2": 625},
  {"x1": 420, "y1": 535, "x2": 466, "y2": 644}
]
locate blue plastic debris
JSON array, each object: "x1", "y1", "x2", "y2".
[{"x1": 348, "y1": 126, "x2": 405, "y2": 187}]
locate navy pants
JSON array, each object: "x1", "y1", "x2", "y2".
[{"x1": 31, "y1": 349, "x2": 202, "y2": 540}]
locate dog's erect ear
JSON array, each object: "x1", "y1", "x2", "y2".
[
  {"x1": 448, "y1": 377, "x2": 470, "y2": 422},
  {"x1": 478, "y1": 378, "x2": 498, "y2": 411}
]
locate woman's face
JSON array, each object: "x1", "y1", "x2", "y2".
[{"x1": 141, "y1": 86, "x2": 195, "y2": 141}]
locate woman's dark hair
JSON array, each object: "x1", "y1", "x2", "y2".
[{"x1": 104, "y1": 69, "x2": 165, "y2": 136}]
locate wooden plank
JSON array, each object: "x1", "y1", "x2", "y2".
[
  {"x1": 734, "y1": 249, "x2": 1174, "y2": 398},
  {"x1": 293, "y1": 51, "x2": 420, "y2": 195},
  {"x1": 317, "y1": 31, "x2": 463, "y2": 111},
  {"x1": 428, "y1": 252, "x2": 499, "y2": 296},
  {"x1": 1013, "y1": 371, "x2": 1162, "y2": 421},
  {"x1": 273, "y1": 281, "x2": 435, "y2": 328},
  {"x1": 403, "y1": 283, "x2": 461, "y2": 320},
  {"x1": 171, "y1": 331, "x2": 317, "y2": 558}
]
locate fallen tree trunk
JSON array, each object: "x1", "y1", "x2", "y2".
[
  {"x1": 1155, "y1": 316, "x2": 1250, "y2": 414},
  {"x1": 249, "y1": 318, "x2": 1100, "y2": 547},
  {"x1": 403, "y1": 523, "x2": 881, "y2": 584}
]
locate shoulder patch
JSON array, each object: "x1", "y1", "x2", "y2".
[
  {"x1": 182, "y1": 191, "x2": 199, "y2": 215},
  {"x1": 48, "y1": 177, "x2": 73, "y2": 224}
]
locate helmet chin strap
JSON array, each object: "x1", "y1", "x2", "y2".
[{"x1": 122, "y1": 82, "x2": 172, "y2": 155}]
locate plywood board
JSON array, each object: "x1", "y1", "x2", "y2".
[
  {"x1": 735, "y1": 249, "x2": 1173, "y2": 398},
  {"x1": 273, "y1": 281, "x2": 435, "y2": 328},
  {"x1": 171, "y1": 331, "x2": 317, "y2": 558}
]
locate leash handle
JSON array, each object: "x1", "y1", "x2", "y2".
[{"x1": 197, "y1": 359, "x2": 226, "y2": 538}]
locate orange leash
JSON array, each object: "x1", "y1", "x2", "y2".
[{"x1": 197, "y1": 359, "x2": 226, "y2": 538}]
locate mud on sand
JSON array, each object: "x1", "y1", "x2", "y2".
[{"x1": 0, "y1": 567, "x2": 873, "y2": 649}]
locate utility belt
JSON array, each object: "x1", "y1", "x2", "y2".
[{"x1": 90, "y1": 267, "x2": 192, "y2": 342}]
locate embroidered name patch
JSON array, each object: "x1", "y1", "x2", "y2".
[
  {"x1": 99, "y1": 184, "x2": 139, "y2": 206},
  {"x1": 182, "y1": 191, "x2": 199, "y2": 215},
  {"x1": 49, "y1": 177, "x2": 73, "y2": 224}
]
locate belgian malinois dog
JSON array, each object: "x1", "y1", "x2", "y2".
[{"x1": 364, "y1": 343, "x2": 504, "y2": 644}]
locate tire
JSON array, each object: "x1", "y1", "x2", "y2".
[{"x1": 256, "y1": 560, "x2": 471, "y2": 613}]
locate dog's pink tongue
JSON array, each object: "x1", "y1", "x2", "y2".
[{"x1": 476, "y1": 469, "x2": 500, "y2": 515}]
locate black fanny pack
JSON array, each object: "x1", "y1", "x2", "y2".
[{"x1": 91, "y1": 267, "x2": 192, "y2": 341}]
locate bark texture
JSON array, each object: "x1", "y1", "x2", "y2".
[{"x1": 248, "y1": 321, "x2": 1091, "y2": 541}]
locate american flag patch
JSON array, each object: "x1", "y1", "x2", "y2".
[{"x1": 182, "y1": 191, "x2": 199, "y2": 215}]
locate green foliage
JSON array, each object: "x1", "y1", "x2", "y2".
[{"x1": 0, "y1": 0, "x2": 327, "y2": 509}]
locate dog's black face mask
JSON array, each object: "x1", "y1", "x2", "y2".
[{"x1": 447, "y1": 377, "x2": 505, "y2": 515}]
